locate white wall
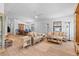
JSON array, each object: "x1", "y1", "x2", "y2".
[
  {"x1": 32, "y1": 14, "x2": 75, "y2": 40},
  {"x1": 6, "y1": 14, "x2": 75, "y2": 40}
]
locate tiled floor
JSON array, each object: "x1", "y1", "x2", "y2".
[{"x1": 0, "y1": 35, "x2": 76, "y2": 56}]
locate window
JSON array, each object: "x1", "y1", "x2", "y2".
[{"x1": 53, "y1": 21, "x2": 62, "y2": 32}]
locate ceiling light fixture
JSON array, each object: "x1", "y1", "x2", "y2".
[{"x1": 35, "y1": 16, "x2": 38, "y2": 18}]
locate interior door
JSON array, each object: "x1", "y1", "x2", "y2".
[
  {"x1": 76, "y1": 4, "x2": 79, "y2": 44},
  {"x1": 76, "y1": 14, "x2": 79, "y2": 44}
]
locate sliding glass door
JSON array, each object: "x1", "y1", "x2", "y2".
[
  {"x1": 0, "y1": 16, "x2": 2, "y2": 48},
  {"x1": 0, "y1": 16, "x2": 4, "y2": 48}
]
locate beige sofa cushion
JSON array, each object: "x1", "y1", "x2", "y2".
[
  {"x1": 28, "y1": 32, "x2": 34, "y2": 37},
  {"x1": 34, "y1": 32, "x2": 37, "y2": 36},
  {"x1": 59, "y1": 32, "x2": 64, "y2": 36},
  {"x1": 28, "y1": 32, "x2": 43, "y2": 37},
  {"x1": 53, "y1": 32, "x2": 60, "y2": 36},
  {"x1": 47, "y1": 32, "x2": 52, "y2": 36},
  {"x1": 47, "y1": 32, "x2": 66, "y2": 39}
]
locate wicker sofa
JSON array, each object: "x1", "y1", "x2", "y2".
[
  {"x1": 28, "y1": 32, "x2": 44, "y2": 45},
  {"x1": 47, "y1": 32, "x2": 66, "y2": 44},
  {"x1": 22, "y1": 36, "x2": 32, "y2": 48}
]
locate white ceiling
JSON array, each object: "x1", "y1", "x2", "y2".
[{"x1": 4, "y1": 3, "x2": 77, "y2": 18}]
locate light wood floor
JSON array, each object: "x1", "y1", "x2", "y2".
[{"x1": 0, "y1": 35, "x2": 77, "y2": 56}]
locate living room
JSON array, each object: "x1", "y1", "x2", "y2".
[{"x1": 0, "y1": 3, "x2": 79, "y2": 56}]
